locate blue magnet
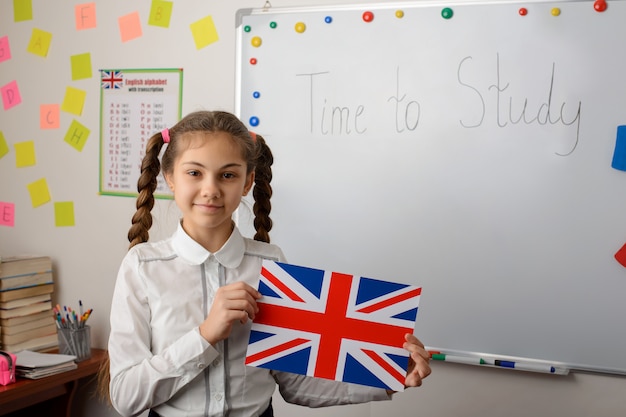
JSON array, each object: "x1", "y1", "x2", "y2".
[
  {"x1": 611, "y1": 125, "x2": 626, "y2": 171},
  {"x1": 253, "y1": 91, "x2": 260, "y2": 99},
  {"x1": 249, "y1": 116, "x2": 260, "y2": 127},
  {"x1": 325, "y1": 16, "x2": 333, "y2": 24}
]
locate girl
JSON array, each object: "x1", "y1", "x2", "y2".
[{"x1": 103, "y1": 110, "x2": 430, "y2": 417}]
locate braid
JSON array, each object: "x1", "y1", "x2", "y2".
[
  {"x1": 127, "y1": 134, "x2": 163, "y2": 248},
  {"x1": 252, "y1": 134, "x2": 273, "y2": 243}
]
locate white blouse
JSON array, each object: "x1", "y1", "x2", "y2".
[{"x1": 108, "y1": 222, "x2": 389, "y2": 417}]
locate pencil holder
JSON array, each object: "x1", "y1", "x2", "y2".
[{"x1": 57, "y1": 325, "x2": 91, "y2": 362}]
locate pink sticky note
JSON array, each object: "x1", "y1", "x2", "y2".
[
  {"x1": 0, "y1": 36, "x2": 11, "y2": 63},
  {"x1": 75, "y1": 3, "x2": 97, "y2": 30},
  {"x1": 40, "y1": 104, "x2": 60, "y2": 129},
  {"x1": 118, "y1": 11, "x2": 142, "y2": 42},
  {"x1": 0, "y1": 202, "x2": 15, "y2": 227},
  {"x1": 1, "y1": 80, "x2": 22, "y2": 110}
]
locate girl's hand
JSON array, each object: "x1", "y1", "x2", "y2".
[
  {"x1": 403, "y1": 333, "x2": 432, "y2": 387},
  {"x1": 199, "y1": 282, "x2": 261, "y2": 345}
]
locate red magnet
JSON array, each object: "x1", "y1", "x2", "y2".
[
  {"x1": 250, "y1": 58, "x2": 257, "y2": 65},
  {"x1": 615, "y1": 243, "x2": 626, "y2": 267},
  {"x1": 519, "y1": 7, "x2": 528, "y2": 16},
  {"x1": 362, "y1": 11, "x2": 374, "y2": 22},
  {"x1": 594, "y1": 0, "x2": 607, "y2": 12}
]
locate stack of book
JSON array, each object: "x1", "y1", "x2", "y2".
[
  {"x1": 15, "y1": 349, "x2": 77, "y2": 379},
  {"x1": 0, "y1": 256, "x2": 57, "y2": 353}
]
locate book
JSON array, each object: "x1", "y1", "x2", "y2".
[
  {"x1": 0, "y1": 256, "x2": 52, "y2": 278},
  {"x1": 0, "y1": 293, "x2": 51, "y2": 309},
  {"x1": 0, "y1": 271, "x2": 54, "y2": 291},
  {"x1": 0, "y1": 283, "x2": 54, "y2": 302},
  {"x1": 15, "y1": 350, "x2": 77, "y2": 379},
  {"x1": 0, "y1": 300, "x2": 53, "y2": 319},
  {"x1": 2, "y1": 333, "x2": 58, "y2": 353},
  {"x1": 1, "y1": 322, "x2": 56, "y2": 345},
  {"x1": 0, "y1": 310, "x2": 52, "y2": 327},
  {"x1": 1, "y1": 314, "x2": 55, "y2": 335}
]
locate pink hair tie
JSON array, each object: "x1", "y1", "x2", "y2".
[
  {"x1": 249, "y1": 131, "x2": 257, "y2": 142},
  {"x1": 162, "y1": 128, "x2": 170, "y2": 143}
]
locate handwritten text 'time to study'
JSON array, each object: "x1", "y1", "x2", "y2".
[{"x1": 295, "y1": 54, "x2": 582, "y2": 156}]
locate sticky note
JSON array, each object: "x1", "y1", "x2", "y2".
[
  {"x1": 0, "y1": 36, "x2": 12, "y2": 63},
  {"x1": 14, "y1": 0, "x2": 33, "y2": 22},
  {"x1": 75, "y1": 3, "x2": 97, "y2": 30},
  {"x1": 119, "y1": 11, "x2": 143, "y2": 42},
  {"x1": 0, "y1": 131, "x2": 8, "y2": 159},
  {"x1": 27, "y1": 178, "x2": 51, "y2": 208},
  {"x1": 40, "y1": 104, "x2": 60, "y2": 129},
  {"x1": 190, "y1": 15, "x2": 219, "y2": 50},
  {"x1": 149, "y1": 0, "x2": 173, "y2": 28},
  {"x1": 611, "y1": 125, "x2": 626, "y2": 171},
  {"x1": 615, "y1": 243, "x2": 626, "y2": 268},
  {"x1": 0, "y1": 202, "x2": 15, "y2": 227},
  {"x1": 64, "y1": 119, "x2": 90, "y2": 152},
  {"x1": 1, "y1": 80, "x2": 22, "y2": 110},
  {"x1": 27, "y1": 28, "x2": 53, "y2": 57},
  {"x1": 54, "y1": 202, "x2": 75, "y2": 227},
  {"x1": 70, "y1": 52, "x2": 92, "y2": 80},
  {"x1": 61, "y1": 86, "x2": 86, "y2": 115},
  {"x1": 14, "y1": 141, "x2": 36, "y2": 167}
]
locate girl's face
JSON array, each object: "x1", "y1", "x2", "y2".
[{"x1": 165, "y1": 131, "x2": 254, "y2": 252}]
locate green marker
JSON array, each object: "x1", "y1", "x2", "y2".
[{"x1": 432, "y1": 353, "x2": 485, "y2": 366}]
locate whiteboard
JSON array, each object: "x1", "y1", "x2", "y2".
[{"x1": 235, "y1": 0, "x2": 626, "y2": 375}]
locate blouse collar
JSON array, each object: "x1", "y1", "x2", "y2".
[{"x1": 171, "y1": 221, "x2": 246, "y2": 269}]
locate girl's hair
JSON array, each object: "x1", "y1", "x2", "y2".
[{"x1": 96, "y1": 110, "x2": 274, "y2": 403}]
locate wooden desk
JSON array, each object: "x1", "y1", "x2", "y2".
[{"x1": 0, "y1": 348, "x2": 107, "y2": 417}]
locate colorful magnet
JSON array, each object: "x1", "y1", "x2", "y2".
[
  {"x1": 244, "y1": 25, "x2": 251, "y2": 33},
  {"x1": 251, "y1": 36, "x2": 262, "y2": 47},
  {"x1": 362, "y1": 11, "x2": 374, "y2": 22},
  {"x1": 295, "y1": 22, "x2": 306, "y2": 33},
  {"x1": 325, "y1": 16, "x2": 333, "y2": 24},
  {"x1": 270, "y1": 21, "x2": 277, "y2": 29},
  {"x1": 253, "y1": 91, "x2": 260, "y2": 99},
  {"x1": 611, "y1": 125, "x2": 626, "y2": 171},
  {"x1": 551, "y1": 7, "x2": 561, "y2": 16},
  {"x1": 519, "y1": 7, "x2": 528, "y2": 16},
  {"x1": 594, "y1": 0, "x2": 608, "y2": 12},
  {"x1": 615, "y1": 243, "x2": 626, "y2": 267},
  {"x1": 250, "y1": 57, "x2": 257, "y2": 65},
  {"x1": 441, "y1": 8, "x2": 454, "y2": 19},
  {"x1": 395, "y1": 10, "x2": 405, "y2": 18},
  {"x1": 249, "y1": 116, "x2": 260, "y2": 127}
]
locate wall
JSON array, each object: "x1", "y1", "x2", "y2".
[{"x1": 1, "y1": 1, "x2": 625, "y2": 416}]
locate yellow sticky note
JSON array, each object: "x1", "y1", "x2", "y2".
[
  {"x1": 54, "y1": 201, "x2": 75, "y2": 227},
  {"x1": 119, "y1": 11, "x2": 142, "y2": 42},
  {"x1": 14, "y1": 140, "x2": 36, "y2": 167},
  {"x1": 70, "y1": 52, "x2": 92, "y2": 80},
  {"x1": 0, "y1": 131, "x2": 8, "y2": 160},
  {"x1": 61, "y1": 86, "x2": 86, "y2": 115},
  {"x1": 149, "y1": 0, "x2": 173, "y2": 28},
  {"x1": 27, "y1": 28, "x2": 52, "y2": 58},
  {"x1": 40, "y1": 104, "x2": 60, "y2": 129},
  {"x1": 14, "y1": 0, "x2": 33, "y2": 22},
  {"x1": 64, "y1": 119, "x2": 90, "y2": 152},
  {"x1": 27, "y1": 178, "x2": 51, "y2": 208},
  {"x1": 190, "y1": 15, "x2": 219, "y2": 50},
  {"x1": 75, "y1": 3, "x2": 97, "y2": 30}
]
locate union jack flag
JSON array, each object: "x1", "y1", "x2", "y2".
[
  {"x1": 101, "y1": 70, "x2": 123, "y2": 89},
  {"x1": 245, "y1": 260, "x2": 422, "y2": 391}
]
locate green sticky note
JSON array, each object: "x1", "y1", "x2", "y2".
[
  {"x1": 190, "y1": 15, "x2": 219, "y2": 50},
  {"x1": 27, "y1": 28, "x2": 52, "y2": 57},
  {"x1": 54, "y1": 201, "x2": 75, "y2": 227},
  {"x1": 14, "y1": 140, "x2": 36, "y2": 167},
  {"x1": 27, "y1": 178, "x2": 51, "y2": 208},
  {"x1": 14, "y1": 0, "x2": 33, "y2": 22},
  {"x1": 70, "y1": 52, "x2": 92, "y2": 80},
  {"x1": 0, "y1": 131, "x2": 8, "y2": 159},
  {"x1": 61, "y1": 86, "x2": 86, "y2": 115},
  {"x1": 149, "y1": 0, "x2": 173, "y2": 28},
  {"x1": 64, "y1": 119, "x2": 90, "y2": 152}
]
